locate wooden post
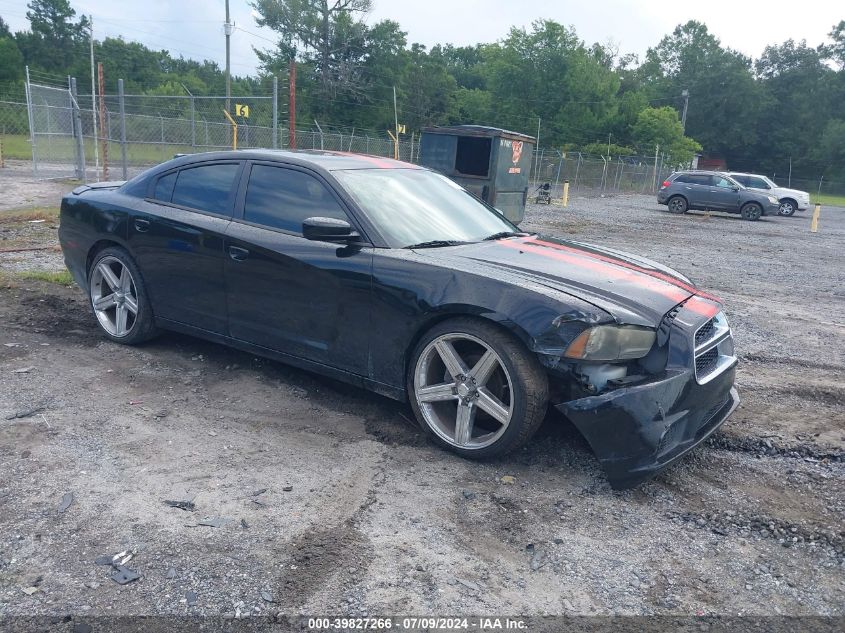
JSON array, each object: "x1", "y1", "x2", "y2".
[
  {"x1": 562, "y1": 180, "x2": 569, "y2": 207},
  {"x1": 97, "y1": 62, "x2": 108, "y2": 180},
  {"x1": 810, "y1": 204, "x2": 821, "y2": 233}
]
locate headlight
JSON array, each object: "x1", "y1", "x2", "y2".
[
  {"x1": 768, "y1": 196, "x2": 778, "y2": 204},
  {"x1": 563, "y1": 325, "x2": 656, "y2": 361}
]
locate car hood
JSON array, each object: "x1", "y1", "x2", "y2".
[
  {"x1": 774, "y1": 186, "x2": 809, "y2": 198},
  {"x1": 417, "y1": 235, "x2": 720, "y2": 326}
]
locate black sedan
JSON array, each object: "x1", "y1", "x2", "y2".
[{"x1": 59, "y1": 150, "x2": 739, "y2": 488}]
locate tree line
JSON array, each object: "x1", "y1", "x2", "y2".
[{"x1": 2, "y1": 0, "x2": 843, "y2": 181}]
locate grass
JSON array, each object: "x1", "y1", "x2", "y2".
[
  {"x1": 17, "y1": 269, "x2": 74, "y2": 285},
  {"x1": 813, "y1": 193, "x2": 845, "y2": 208},
  {"x1": 0, "y1": 205, "x2": 60, "y2": 223},
  {"x1": 1, "y1": 132, "x2": 208, "y2": 166}
]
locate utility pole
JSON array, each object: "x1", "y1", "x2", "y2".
[
  {"x1": 224, "y1": 0, "x2": 232, "y2": 114},
  {"x1": 289, "y1": 60, "x2": 296, "y2": 149},
  {"x1": 89, "y1": 20, "x2": 99, "y2": 180},
  {"x1": 681, "y1": 89, "x2": 689, "y2": 132}
]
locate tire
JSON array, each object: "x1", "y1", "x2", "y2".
[
  {"x1": 667, "y1": 196, "x2": 688, "y2": 214},
  {"x1": 778, "y1": 199, "x2": 797, "y2": 216},
  {"x1": 408, "y1": 317, "x2": 548, "y2": 459},
  {"x1": 740, "y1": 202, "x2": 763, "y2": 221},
  {"x1": 88, "y1": 247, "x2": 158, "y2": 345}
]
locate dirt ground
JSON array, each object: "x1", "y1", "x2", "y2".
[{"x1": 0, "y1": 174, "x2": 843, "y2": 622}]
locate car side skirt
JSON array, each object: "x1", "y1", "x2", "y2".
[{"x1": 156, "y1": 317, "x2": 406, "y2": 402}]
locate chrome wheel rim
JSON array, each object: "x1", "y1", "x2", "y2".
[
  {"x1": 90, "y1": 256, "x2": 138, "y2": 337},
  {"x1": 414, "y1": 333, "x2": 514, "y2": 450},
  {"x1": 779, "y1": 202, "x2": 794, "y2": 215}
]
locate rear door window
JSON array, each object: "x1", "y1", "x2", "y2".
[
  {"x1": 746, "y1": 176, "x2": 770, "y2": 189},
  {"x1": 242, "y1": 164, "x2": 348, "y2": 234},
  {"x1": 678, "y1": 174, "x2": 711, "y2": 186},
  {"x1": 171, "y1": 163, "x2": 240, "y2": 215}
]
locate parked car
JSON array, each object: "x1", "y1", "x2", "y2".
[
  {"x1": 657, "y1": 170, "x2": 780, "y2": 220},
  {"x1": 727, "y1": 172, "x2": 810, "y2": 216},
  {"x1": 59, "y1": 150, "x2": 739, "y2": 489}
]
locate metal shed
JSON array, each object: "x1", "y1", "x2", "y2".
[{"x1": 419, "y1": 125, "x2": 535, "y2": 224}]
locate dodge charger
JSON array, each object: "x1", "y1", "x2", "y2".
[{"x1": 58, "y1": 150, "x2": 739, "y2": 488}]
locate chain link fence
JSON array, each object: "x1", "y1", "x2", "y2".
[
  {"x1": 2, "y1": 71, "x2": 843, "y2": 202},
  {"x1": 529, "y1": 150, "x2": 677, "y2": 198}
]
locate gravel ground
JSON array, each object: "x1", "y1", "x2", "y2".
[{"x1": 0, "y1": 179, "x2": 843, "y2": 621}]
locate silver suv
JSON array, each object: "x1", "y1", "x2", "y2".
[{"x1": 657, "y1": 171, "x2": 780, "y2": 221}]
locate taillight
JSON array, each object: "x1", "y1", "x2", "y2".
[{"x1": 661, "y1": 180, "x2": 671, "y2": 188}]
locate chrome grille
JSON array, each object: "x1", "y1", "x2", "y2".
[{"x1": 693, "y1": 311, "x2": 736, "y2": 383}]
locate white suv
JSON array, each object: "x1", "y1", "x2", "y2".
[{"x1": 727, "y1": 173, "x2": 810, "y2": 216}]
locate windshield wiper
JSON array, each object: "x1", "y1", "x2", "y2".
[
  {"x1": 403, "y1": 239, "x2": 470, "y2": 249},
  {"x1": 483, "y1": 231, "x2": 529, "y2": 241}
]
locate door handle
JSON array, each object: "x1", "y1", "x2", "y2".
[
  {"x1": 134, "y1": 218, "x2": 150, "y2": 233},
  {"x1": 228, "y1": 245, "x2": 250, "y2": 261}
]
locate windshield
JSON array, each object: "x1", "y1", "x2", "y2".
[{"x1": 333, "y1": 168, "x2": 517, "y2": 248}]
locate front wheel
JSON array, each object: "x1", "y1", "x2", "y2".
[
  {"x1": 667, "y1": 196, "x2": 688, "y2": 214},
  {"x1": 408, "y1": 318, "x2": 548, "y2": 458},
  {"x1": 778, "y1": 199, "x2": 796, "y2": 216},
  {"x1": 88, "y1": 247, "x2": 158, "y2": 344},
  {"x1": 741, "y1": 202, "x2": 763, "y2": 221}
]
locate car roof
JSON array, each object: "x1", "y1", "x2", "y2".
[
  {"x1": 673, "y1": 170, "x2": 730, "y2": 176},
  {"x1": 163, "y1": 149, "x2": 423, "y2": 172}
]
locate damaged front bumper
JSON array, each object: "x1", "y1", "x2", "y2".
[{"x1": 555, "y1": 363, "x2": 738, "y2": 489}]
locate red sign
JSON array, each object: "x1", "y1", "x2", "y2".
[{"x1": 511, "y1": 141, "x2": 523, "y2": 164}]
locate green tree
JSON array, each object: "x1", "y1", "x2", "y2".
[
  {"x1": 639, "y1": 21, "x2": 762, "y2": 164},
  {"x1": 481, "y1": 20, "x2": 620, "y2": 145},
  {"x1": 252, "y1": 0, "x2": 371, "y2": 116},
  {"x1": 16, "y1": 0, "x2": 90, "y2": 72},
  {"x1": 632, "y1": 106, "x2": 701, "y2": 164},
  {"x1": 0, "y1": 35, "x2": 24, "y2": 83}
]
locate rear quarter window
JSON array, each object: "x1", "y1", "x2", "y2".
[{"x1": 153, "y1": 172, "x2": 177, "y2": 202}]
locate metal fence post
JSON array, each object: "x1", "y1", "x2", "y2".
[
  {"x1": 573, "y1": 153, "x2": 582, "y2": 191},
  {"x1": 190, "y1": 94, "x2": 196, "y2": 148},
  {"x1": 272, "y1": 76, "x2": 278, "y2": 149},
  {"x1": 118, "y1": 78, "x2": 128, "y2": 179},
  {"x1": 69, "y1": 77, "x2": 86, "y2": 181},
  {"x1": 24, "y1": 66, "x2": 37, "y2": 176}
]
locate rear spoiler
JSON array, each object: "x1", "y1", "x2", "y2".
[{"x1": 71, "y1": 181, "x2": 126, "y2": 195}]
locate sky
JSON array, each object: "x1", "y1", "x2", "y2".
[{"x1": 0, "y1": 0, "x2": 841, "y2": 76}]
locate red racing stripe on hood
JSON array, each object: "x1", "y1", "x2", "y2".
[
  {"x1": 499, "y1": 239, "x2": 691, "y2": 303},
  {"x1": 525, "y1": 238, "x2": 722, "y2": 304}
]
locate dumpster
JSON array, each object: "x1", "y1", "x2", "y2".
[{"x1": 419, "y1": 125, "x2": 535, "y2": 224}]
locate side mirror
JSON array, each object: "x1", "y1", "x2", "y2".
[
  {"x1": 302, "y1": 217, "x2": 357, "y2": 242},
  {"x1": 731, "y1": 185, "x2": 740, "y2": 191}
]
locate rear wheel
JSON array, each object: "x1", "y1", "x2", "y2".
[
  {"x1": 408, "y1": 318, "x2": 548, "y2": 458},
  {"x1": 740, "y1": 202, "x2": 763, "y2": 221},
  {"x1": 88, "y1": 247, "x2": 158, "y2": 344},
  {"x1": 667, "y1": 196, "x2": 688, "y2": 214},
  {"x1": 778, "y1": 199, "x2": 796, "y2": 216}
]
